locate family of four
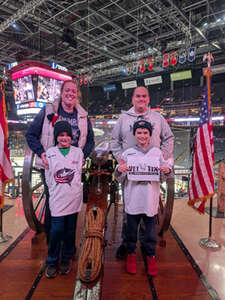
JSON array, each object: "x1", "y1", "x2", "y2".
[{"x1": 26, "y1": 81, "x2": 174, "y2": 278}]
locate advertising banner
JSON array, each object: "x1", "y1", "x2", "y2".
[
  {"x1": 103, "y1": 84, "x2": 117, "y2": 92},
  {"x1": 144, "y1": 76, "x2": 162, "y2": 86},
  {"x1": 121, "y1": 80, "x2": 137, "y2": 89},
  {"x1": 170, "y1": 70, "x2": 192, "y2": 81}
]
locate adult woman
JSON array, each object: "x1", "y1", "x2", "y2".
[{"x1": 26, "y1": 80, "x2": 94, "y2": 242}]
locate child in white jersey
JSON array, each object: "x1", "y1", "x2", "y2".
[
  {"x1": 115, "y1": 119, "x2": 173, "y2": 276},
  {"x1": 45, "y1": 120, "x2": 83, "y2": 278}
]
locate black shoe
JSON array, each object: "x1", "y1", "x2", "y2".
[
  {"x1": 45, "y1": 264, "x2": 57, "y2": 278},
  {"x1": 116, "y1": 244, "x2": 128, "y2": 260},
  {"x1": 59, "y1": 261, "x2": 71, "y2": 275}
]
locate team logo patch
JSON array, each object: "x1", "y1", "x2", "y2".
[{"x1": 54, "y1": 168, "x2": 75, "y2": 185}]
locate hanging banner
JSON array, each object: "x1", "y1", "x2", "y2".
[
  {"x1": 81, "y1": 46, "x2": 197, "y2": 81},
  {"x1": 170, "y1": 70, "x2": 192, "y2": 81},
  {"x1": 144, "y1": 76, "x2": 162, "y2": 86},
  {"x1": 88, "y1": 72, "x2": 95, "y2": 84},
  {"x1": 139, "y1": 59, "x2": 146, "y2": 72},
  {"x1": 179, "y1": 50, "x2": 186, "y2": 64},
  {"x1": 126, "y1": 63, "x2": 133, "y2": 75},
  {"x1": 147, "y1": 57, "x2": 154, "y2": 71},
  {"x1": 84, "y1": 74, "x2": 88, "y2": 85},
  {"x1": 187, "y1": 46, "x2": 196, "y2": 62},
  {"x1": 122, "y1": 80, "x2": 137, "y2": 89},
  {"x1": 79, "y1": 75, "x2": 83, "y2": 86},
  {"x1": 170, "y1": 52, "x2": 178, "y2": 66},
  {"x1": 132, "y1": 61, "x2": 138, "y2": 74},
  {"x1": 163, "y1": 53, "x2": 169, "y2": 68}
]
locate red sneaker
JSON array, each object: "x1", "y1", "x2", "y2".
[
  {"x1": 147, "y1": 256, "x2": 158, "y2": 276},
  {"x1": 126, "y1": 254, "x2": 136, "y2": 274}
]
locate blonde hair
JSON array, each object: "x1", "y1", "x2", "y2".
[{"x1": 60, "y1": 79, "x2": 82, "y2": 103}]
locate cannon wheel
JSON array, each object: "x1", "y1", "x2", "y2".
[
  {"x1": 22, "y1": 147, "x2": 45, "y2": 233},
  {"x1": 158, "y1": 177, "x2": 175, "y2": 240}
]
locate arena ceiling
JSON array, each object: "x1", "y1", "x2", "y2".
[{"x1": 0, "y1": 0, "x2": 225, "y2": 86}]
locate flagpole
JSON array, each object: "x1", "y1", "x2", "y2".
[
  {"x1": 209, "y1": 197, "x2": 213, "y2": 238},
  {"x1": 199, "y1": 196, "x2": 220, "y2": 248},
  {"x1": 199, "y1": 53, "x2": 220, "y2": 249},
  {"x1": 0, "y1": 209, "x2": 12, "y2": 243},
  {"x1": 0, "y1": 70, "x2": 13, "y2": 243}
]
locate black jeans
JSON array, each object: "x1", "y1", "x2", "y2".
[
  {"x1": 121, "y1": 183, "x2": 145, "y2": 245},
  {"x1": 126, "y1": 214, "x2": 157, "y2": 257}
]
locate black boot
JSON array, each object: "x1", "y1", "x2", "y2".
[{"x1": 116, "y1": 244, "x2": 128, "y2": 259}]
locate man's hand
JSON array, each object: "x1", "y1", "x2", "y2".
[
  {"x1": 41, "y1": 152, "x2": 49, "y2": 169},
  {"x1": 118, "y1": 157, "x2": 130, "y2": 173}
]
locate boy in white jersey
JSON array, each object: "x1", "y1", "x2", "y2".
[
  {"x1": 115, "y1": 119, "x2": 172, "y2": 276},
  {"x1": 45, "y1": 120, "x2": 83, "y2": 278}
]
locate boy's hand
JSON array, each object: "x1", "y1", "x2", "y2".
[
  {"x1": 159, "y1": 166, "x2": 170, "y2": 174},
  {"x1": 118, "y1": 157, "x2": 130, "y2": 173},
  {"x1": 41, "y1": 152, "x2": 49, "y2": 170}
]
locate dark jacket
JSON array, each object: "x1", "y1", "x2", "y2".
[{"x1": 26, "y1": 105, "x2": 94, "y2": 159}]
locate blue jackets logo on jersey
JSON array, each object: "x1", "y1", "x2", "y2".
[{"x1": 54, "y1": 168, "x2": 75, "y2": 185}]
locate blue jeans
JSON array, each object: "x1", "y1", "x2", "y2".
[
  {"x1": 126, "y1": 214, "x2": 157, "y2": 257},
  {"x1": 40, "y1": 169, "x2": 51, "y2": 244},
  {"x1": 46, "y1": 213, "x2": 78, "y2": 265}
]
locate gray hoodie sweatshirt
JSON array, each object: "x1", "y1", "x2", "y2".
[{"x1": 110, "y1": 106, "x2": 174, "y2": 162}]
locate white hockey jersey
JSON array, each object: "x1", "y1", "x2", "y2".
[
  {"x1": 45, "y1": 145, "x2": 83, "y2": 217},
  {"x1": 115, "y1": 145, "x2": 173, "y2": 217}
]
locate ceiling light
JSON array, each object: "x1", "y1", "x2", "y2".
[
  {"x1": 212, "y1": 42, "x2": 221, "y2": 49},
  {"x1": 121, "y1": 67, "x2": 127, "y2": 75},
  {"x1": 10, "y1": 21, "x2": 19, "y2": 30}
]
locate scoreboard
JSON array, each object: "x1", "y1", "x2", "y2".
[{"x1": 10, "y1": 61, "x2": 74, "y2": 116}]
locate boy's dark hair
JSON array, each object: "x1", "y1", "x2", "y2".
[
  {"x1": 54, "y1": 120, "x2": 73, "y2": 144},
  {"x1": 133, "y1": 119, "x2": 153, "y2": 136}
]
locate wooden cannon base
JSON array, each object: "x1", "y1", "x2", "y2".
[
  {"x1": 0, "y1": 203, "x2": 215, "y2": 300},
  {"x1": 73, "y1": 173, "x2": 110, "y2": 299}
]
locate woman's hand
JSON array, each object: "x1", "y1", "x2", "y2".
[{"x1": 41, "y1": 152, "x2": 49, "y2": 169}]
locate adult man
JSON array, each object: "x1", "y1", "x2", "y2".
[
  {"x1": 110, "y1": 86, "x2": 174, "y2": 259},
  {"x1": 26, "y1": 80, "x2": 94, "y2": 242}
]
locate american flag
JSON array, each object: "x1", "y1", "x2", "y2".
[
  {"x1": 188, "y1": 76, "x2": 215, "y2": 213},
  {"x1": 0, "y1": 83, "x2": 14, "y2": 209}
]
